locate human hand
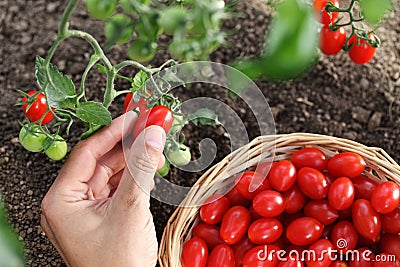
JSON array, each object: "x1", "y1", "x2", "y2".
[{"x1": 40, "y1": 112, "x2": 166, "y2": 267}]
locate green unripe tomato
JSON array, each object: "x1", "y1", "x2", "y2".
[
  {"x1": 44, "y1": 135, "x2": 68, "y2": 161},
  {"x1": 158, "y1": 7, "x2": 187, "y2": 35},
  {"x1": 19, "y1": 126, "x2": 46, "y2": 152},
  {"x1": 157, "y1": 159, "x2": 170, "y2": 177},
  {"x1": 120, "y1": 0, "x2": 151, "y2": 14},
  {"x1": 167, "y1": 144, "x2": 191, "y2": 166},
  {"x1": 128, "y1": 39, "x2": 157, "y2": 62},
  {"x1": 86, "y1": 0, "x2": 117, "y2": 20},
  {"x1": 105, "y1": 14, "x2": 134, "y2": 44}
]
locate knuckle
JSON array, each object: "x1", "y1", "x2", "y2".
[{"x1": 131, "y1": 154, "x2": 156, "y2": 174}]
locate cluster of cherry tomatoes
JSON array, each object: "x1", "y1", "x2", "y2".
[
  {"x1": 314, "y1": 0, "x2": 377, "y2": 64},
  {"x1": 181, "y1": 147, "x2": 400, "y2": 267}
]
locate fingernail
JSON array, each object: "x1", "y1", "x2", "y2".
[{"x1": 144, "y1": 126, "x2": 166, "y2": 151}]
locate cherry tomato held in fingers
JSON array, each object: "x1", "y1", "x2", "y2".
[
  {"x1": 252, "y1": 190, "x2": 286, "y2": 218},
  {"x1": 313, "y1": 0, "x2": 340, "y2": 25},
  {"x1": 352, "y1": 176, "x2": 378, "y2": 200},
  {"x1": 291, "y1": 147, "x2": 328, "y2": 171},
  {"x1": 331, "y1": 220, "x2": 359, "y2": 252},
  {"x1": 328, "y1": 152, "x2": 366, "y2": 178},
  {"x1": 207, "y1": 244, "x2": 235, "y2": 267},
  {"x1": 236, "y1": 171, "x2": 270, "y2": 200},
  {"x1": 268, "y1": 160, "x2": 297, "y2": 192},
  {"x1": 200, "y1": 195, "x2": 230, "y2": 225},
  {"x1": 248, "y1": 218, "x2": 283, "y2": 245},
  {"x1": 122, "y1": 93, "x2": 148, "y2": 114},
  {"x1": 328, "y1": 177, "x2": 355, "y2": 210},
  {"x1": 319, "y1": 25, "x2": 347, "y2": 55},
  {"x1": 305, "y1": 239, "x2": 334, "y2": 267},
  {"x1": 283, "y1": 184, "x2": 308, "y2": 214},
  {"x1": 348, "y1": 35, "x2": 377, "y2": 65},
  {"x1": 381, "y1": 208, "x2": 400, "y2": 234},
  {"x1": 132, "y1": 105, "x2": 173, "y2": 138},
  {"x1": 352, "y1": 199, "x2": 381, "y2": 242},
  {"x1": 297, "y1": 167, "x2": 329, "y2": 199},
  {"x1": 286, "y1": 217, "x2": 324, "y2": 246},
  {"x1": 242, "y1": 245, "x2": 280, "y2": 267},
  {"x1": 22, "y1": 91, "x2": 54, "y2": 124},
  {"x1": 303, "y1": 200, "x2": 338, "y2": 225},
  {"x1": 192, "y1": 223, "x2": 224, "y2": 250},
  {"x1": 371, "y1": 181, "x2": 400, "y2": 214},
  {"x1": 181, "y1": 237, "x2": 208, "y2": 267},
  {"x1": 220, "y1": 206, "x2": 252, "y2": 245}
]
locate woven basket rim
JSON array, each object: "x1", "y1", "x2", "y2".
[{"x1": 158, "y1": 133, "x2": 400, "y2": 267}]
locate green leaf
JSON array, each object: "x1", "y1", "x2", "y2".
[
  {"x1": 359, "y1": 0, "x2": 393, "y2": 25},
  {"x1": 187, "y1": 108, "x2": 220, "y2": 126},
  {"x1": 235, "y1": 0, "x2": 318, "y2": 81},
  {"x1": 76, "y1": 101, "x2": 112, "y2": 125},
  {"x1": 131, "y1": 70, "x2": 149, "y2": 92},
  {"x1": 0, "y1": 201, "x2": 24, "y2": 267},
  {"x1": 35, "y1": 56, "x2": 76, "y2": 108}
]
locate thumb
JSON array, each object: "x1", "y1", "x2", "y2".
[{"x1": 112, "y1": 126, "x2": 166, "y2": 211}]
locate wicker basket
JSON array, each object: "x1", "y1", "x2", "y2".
[{"x1": 158, "y1": 133, "x2": 400, "y2": 267}]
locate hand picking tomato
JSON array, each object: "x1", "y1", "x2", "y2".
[
  {"x1": 291, "y1": 147, "x2": 328, "y2": 171},
  {"x1": 313, "y1": 0, "x2": 340, "y2": 25},
  {"x1": 268, "y1": 160, "x2": 297, "y2": 192},
  {"x1": 371, "y1": 181, "x2": 400, "y2": 214},
  {"x1": 200, "y1": 195, "x2": 230, "y2": 225},
  {"x1": 122, "y1": 93, "x2": 148, "y2": 114},
  {"x1": 22, "y1": 91, "x2": 54, "y2": 124},
  {"x1": 181, "y1": 237, "x2": 208, "y2": 267},
  {"x1": 319, "y1": 25, "x2": 346, "y2": 55},
  {"x1": 207, "y1": 244, "x2": 235, "y2": 267},
  {"x1": 132, "y1": 105, "x2": 173, "y2": 138},
  {"x1": 348, "y1": 35, "x2": 377, "y2": 65},
  {"x1": 328, "y1": 152, "x2": 366, "y2": 178},
  {"x1": 220, "y1": 206, "x2": 251, "y2": 245}
]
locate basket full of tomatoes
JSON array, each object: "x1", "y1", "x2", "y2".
[{"x1": 158, "y1": 133, "x2": 400, "y2": 267}]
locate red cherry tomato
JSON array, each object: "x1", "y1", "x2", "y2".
[
  {"x1": 249, "y1": 205, "x2": 263, "y2": 221},
  {"x1": 328, "y1": 152, "x2": 366, "y2": 178},
  {"x1": 321, "y1": 223, "x2": 334, "y2": 239},
  {"x1": 181, "y1": 237, "x2": 208, "y2": 267},
  {"x1": 242, "y1": 245, "x2": 280, "y2": 267},
  {"x1": 338, "y1": 205, "x2": 353, "y2": 220},
  {"x1": 252, "y1": 190, "x2": 286, "y2": 218},
  {"x1": 330, "y1": 261, "x2": 348, "y2": 267},
  {"x1": 278, "y1": 258, "x2": 304, "y2": 267},
  {"x1": 292, "y1": 147, "x2": 328, "y2": 171},
  {"x1": 286, "y1": 217, "x2": 324, "y2": 246},
  {"x1": 248, "y1": 218, "x2": 283, "y2": 245},
  {"x1": 348, "y1": 247, "x2": 375, "y2": 267},
  {"x1": 303, "y1": 200, "x2": 338, "y2": 225},
  {"x1": 220, "y1": 206, "x2": 251, "y2": 245},
  {"x1": 283, "y1": 184, "x2": 308, "y2": 214},
  {"x1": 232, "y1": 236, "x2": 255, "y2": 267},
  {"x1": 352, "y1": 176, "x2": 378, "y2": 200},
  {"x1": 200, "y1": 194, "x2": 230, "y2": 224},
  {"x1": 371, "y1": 181, "x2": 400, "y2": 214},
  {"x1": 207, "y1": 244, "x2": 235, "y2": 267},
  {"x1": 192, "y1": 223, "x2": 224, "y2": 250},
  {"x1": 319, "y1": 25, "x2": 346, "y2": 55},
  {"x1": 22, "y1": 91, "x2": 54, "y2": 124},
  {"x1": 236, "y1": 171, "x2": 270, "y2": 200},
  {"x1": 123, "y1": 93, "x2": 148, "y2": 114},
  {"x1": 373, "y1": 253, "x2": 399, "y2": 267},
  {"x1": 313, "y1": 0, "x2": 340, "y2": 25},
  {"x1": 133, "y1": 105, "x2": 174, "y2": 138},
  {"x1": 328, "y1": 177, "x2": 355, "y2": 210},
  {"x1": 297, "y1": 167, "x2": 329, "y2": 199},
  {"x1": 381, "y1": 208, "x2": 400, "y2": 234},
  {"x1": 380, "y1": 233, "x2": 400, "y2": 260},
  {"x1": 324, "y1": 172, "x2": 336, "y2": 186},
  {"x1": 268, "y1": 160, "x2": 297, "y2": 192},
  {"x1": 348, "y1": 35, "x2": 377, "y2": 65},
  {"x1": 331, "y1": 220, "x2": 359, "y2": 253},
  {"x1": 226, "y1": 186, "x2": 251, "y2": 207},
  {"x1": 305, "y1": 239, "x2": 334, "y2": 267},
  {"x1": 352, "y1": 199, "x2": 381, "y2": 242}
]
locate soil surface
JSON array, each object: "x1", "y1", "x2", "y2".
[{"x1": 1, "y1": 0, "x2": 400, "y2": 266}]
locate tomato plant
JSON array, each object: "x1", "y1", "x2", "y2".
[
  {"x1": 313, "y1": 0, "x2": 340, "y2": 25},
  {"x1": 348, "y1": 35, "x2": 377, "y2": 65},
  {"x1": 21, "y1": 91, "x2": 54, "y2": 125}
]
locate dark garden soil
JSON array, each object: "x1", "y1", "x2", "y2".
[{"x1": 1, "y1": 0, "x2": 399, "y2": 266}]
